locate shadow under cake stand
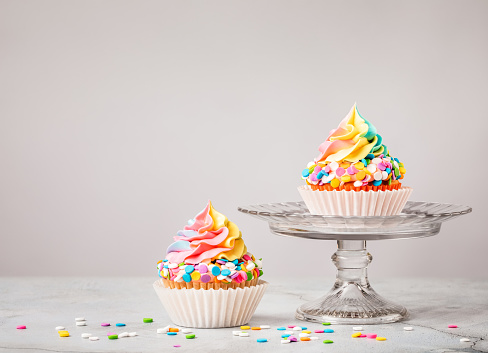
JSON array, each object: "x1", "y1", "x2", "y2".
[{"x1": 238, "y1": 201, "x2": 472, "y2": 324}]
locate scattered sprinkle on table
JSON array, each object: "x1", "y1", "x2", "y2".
[
  {"x1": 324, "y1": 329, "x2": 334, "y2": 333},
  {"x1": 282, "y1": 334, "x2": 291, "y2": 338},
  {"x1": 174, "y1": 345, "x2": 181, "y2": 348},
  {"x1": 287, "y1": 325, "x2": 295, "y2": 328},
  {"x1": 232, "y1": 331, "x2": 241, "y2": 336},
  {"x1": 302, "y1": 330, "x2": 311, "y2": 334},
  {"x1": 186, "y1": 334, "x2": 195, "y2": 339},
  {"x1": 257, "y1": 338, "x2": 267, "y2": 343},
  {"x1": 16, "y1": 325, "x2": 26, "y2": 330},
  {"x1": 169, "y1": 328, "x2": 179, "y2": 332},
  {"x1": 107, "y1": 332, "x2": 116, "y2": 336},
  {"x1": 89, "y1": 336, "x2": 99, "y2": 341},
  {"x1": 460, "y1": 338, "x2": 471, "y2": 342},
  {"x1": 167, "y1": 332, "x2": 177, "y2": 336},
  {"x1": 322, "y1": 322, "x2": 331, "y2": 326},
  {"x1": 448, "y1": 325, "x2": 458, "y2": 328},
  {"x1": 404, "y1": 327, "x2": 413, "y2": 331},
  {"x1": 75, "y1": 317, "x2": 85, "y2": 321},
  {"x1": 55, "y1": 326, "x2": 65, "y2": 331},
  {"x1": 281, "y1": 340, "x2": 290, "y2": 344},
  {"x1": 251, "y1": 327, "x2": 261, "y2": 330},
  {"x1": 241, "y1": 326, "x2": 250, "y2": 330},
  {"x1": 58, "y1": 331, "x2": 69, "y2": 337},
  {"x1": 129, "y1": 332, "x2": 137, "y2": 337},
  {"x1": 108, "y1": 335, "x2": 118, "y2": 339},
  {"x1": 239, "y1": 332, "x2": 249, "y2": 337},
  {"x1": 300, "y1": 337, "x2": 311, "y2": 341},
  {"x1": 181, "y1": 329, "x2": 192, "y2": 334},
  {"x1": 143, "y1": 318, "x2": 153, "y2": 323},
  {"x1": 119, "y1": 332, "x2": 129, "y2": 338},
  {"x1": 101, "y1": 323, "x2": 110, "y2": 327},
  {"x1": 81, "y1": 333, "x2": 91, "y2": 338},
  {"x1": 353, "y1": 326, "x2": 363, "y2": 331},
  {"x1": 376, "y1": 337, "x2": 387, "y2": 341},
  {"x1": 277, "y1": 327, "x2": 286, "y2": 330},
  {"x1": 260, "y1": 325, "x2": 270, "y2": 329},
  {"x1": 116, "y1": 323, "x2": 125, "y2": 327},
  {"x1": 76, "y1": 321, "x2": 87, "y2": 326},
  {"x1": 352, "y1": 332, "x2": 362, "y2": 338},
  {"x1": 289, "y1": 336, "x2": 298, "y2": 342},
  {"x1": 367, "y1": 334, "x2": 377, "y2": 339},
  {"x1": 323, "y1": 340, "x2": 333, "y2": 344}
]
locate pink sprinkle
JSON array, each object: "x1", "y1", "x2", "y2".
[
  {"x1": 323, "y1": 165, "x2": 331, "y2": 173},
  {"x1": 377, "y1": 163, "x2": 386, "y2": 171},
  {"x1": 310, "y1": 173, "x2": 318, "y2": 182},
  {"x1": 200, "y1": 274, "x2": 211, "y2": 283},
  {"x1": 379, "y1": 154, "x2": 384, "y2": 158},
  {"x1": 174, "y1": 345, "x2": 181, "y2": 348},
  {"x1": 287, "y1": 325, "x2": 295, "y2": 328},
  {"x1": 347, "y1": 166, "x2": 359, "y2": 174},
  {"x1": 197, "y1": 264, "x2": 208, "y2": 273},
  {"x1": 107, "y1": 332, "x2": 116, "y2": 335},
  {"x1": 314, "y1": 330, "x2": 324, "y2": 333},
  {"x1": 16, "y1": 325, "x2": 26, "y2": 329},
  {"x1": 243, "y1": 255, "x2": 251, "y2": 261},
  {"x1": 360, "y1": 334, "x2": 367, "y2": 337},
  {"x1": 448, "y1": 325, "x2": 458, "y2": 328},
  {"x1": 289, "y1": 336, "x2": 298, "y2": 342},
  {"x1": 366, "y1": 334, "x2": 377, "y2": 339},
  {"x1": 101, "y1": 323, "x2": 110, "y2": 327},
  {"x1": 335, "y1": 167, "x2": 345, "y2": 177},
  {"x1": 314, "y1": 165, "x2": 321, "y2": 173}
]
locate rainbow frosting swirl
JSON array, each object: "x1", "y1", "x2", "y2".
[
  {"x1": 302, "y1": 104, "x2": 406, "y2": 190},
  {"x1": 157, "y1": 201, "x2": 263, "y2": 285}
]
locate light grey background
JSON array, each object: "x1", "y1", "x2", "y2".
[{"x1": 1, "y1": 0, "x2": 486, "y2": 278}]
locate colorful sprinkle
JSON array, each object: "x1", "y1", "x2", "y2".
[
  {"x1": 323, "y1": 339, "x2": 333, "y2": 344},
  {"x1": 116, "y1": 323, "x2": 125, "y2": 327},
  {"x1": 16, "y1": 325, "x2": 26, "y2": 330},
  {"x1": 257, "y1": 338, "x2": 267, "y2": 343},
  {"x1": 376, "y1": 337, "x2": 387, "y2": 341},
  {"x1": 186, "y1": 334, "x2": 195, "y2": 339},
  {"x1": 108, "y1": 335, "x2": 118, "y2": 339},
  {"x1": 448, "y1": 325, "x2": 458, "y2": 328},
  {"x1": 143, "y1": 318, "x2": 153, "y2": 323}
]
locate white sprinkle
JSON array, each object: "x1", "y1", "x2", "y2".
[
  {"x1": 129, "y1": 332, "x2": 137, "y2": 337},
  {"x1": 217, "y1": 274, "x2": 227, "y2": 280},
  {"x1": 168, "y1": 263, "x2": 178, "y2": 269},
  {"x1": 306, "y1": 162, "x2": 315, "y2": 169},
  {"x1": 76, "y1": 321, "x2": 87, "y2": 326},
  {"x1": 353, "y1": 326, "x2": 363, "y2": 331},
  {"x1": 353, "y1": 180, "x2": 363, "y2": 187},
  {"x1": 81, "y1": 333, "x2": 92, "y2": 338},
  {"x1": 75, "y1": 317, "x2": 85, "y2": 321},
  {"x1": 55, "y1": 326, "x2": 65, "y2": 331},
  {"x1": 372, "y1": 158, "x2": 382, "y2": 164},
  {"x1": 181, "y1": 329, "x2": 192, "y2": 334},
  {"x1": 373, "y1": 171, "x2": 383, "y2": 181},
  {"x1": 245, "y1": 262, "x2": 255, "y2": 271},
  {"x1": 382, "y1": 171, "x2": 389, "y2": 180},
  {"x1": 403, "y1": 327, "x2": 413, "y2": 331},
  {"x1": 89, "y1": 336, "x2": 99, "y2": 341},
  {"x1": 255, "y1": 259, "x2": 263, "y2": 269},
  {"x1": 292, "y1": 326, "x2": 302, "y2": 331},
  {"x1": 299, "y1": 333, "x2": 310, "y2": 338},
  {"x1": 232, "y1": 331, "x2": 241, "y2": 336},
  {"x1": 239, "y1": 332, "x2": 249, "y2": 337},
  {"x1": 157, "y1": 325, "x2": 170, "y2": 334},
  {"x1": 283, "y1": 331, "x2": 294, "y2": 335},
  {"x1": 460, "y1": 338, "x2": 471, "y2": 342},
  {"x1": 310, "y1": 337, "x2": 319, "y2": 340},
  {"x1": 281, "y1": 339, "x2": 290, "y2": 344},
  {"x1": 260, "y1": 325, "x2": 270, "y2": 329},
  {"x1": 119, "y1": 332, "x2": 129, "y2": 338},
  {"x1": 329, "y1": 161, "x2": 339, "y2": 171},
  {"x1": 367, "y1": 164, "x2": 377, "y2": 173},
  {"x1": 225, "y1": 262, "x2": 236, "y2": 270}
]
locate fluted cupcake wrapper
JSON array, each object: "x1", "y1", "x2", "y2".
[
  {"x1": 153, "y1": 279, "x2": 268, "y2": 328},
  {"x1": 298, "y1": 185, "x2": 413, "y2": 216}
]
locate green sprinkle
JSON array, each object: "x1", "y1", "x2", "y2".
[
  {"x1": 259, "y1": 269, "x2": 263, "y2": 277},
  {"x1": 143, "y1": 318, "x2": 153, "y2": 323},
  {"x1": 246, "y1": 272, "x2": 253, "y2": 281},
  {"x1": 322, "y1": 322, "x2": 331, "y2": 326},
  {"x1": 388, "y1": 177, "x2": 392, "y2": 185},
  {"x1": 186, "y1": 334, "x2": 196, "y2": 339},
  {"x1": 323, "y1": 340, "x2": 333, "y2": 344},
  {"x1": 108, "y1": 335, "x2": 118, "y2": 339}
]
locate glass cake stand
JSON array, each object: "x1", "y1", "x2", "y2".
[{"x1": 238, "y1": 201, "x2": 472, "y2": 324}]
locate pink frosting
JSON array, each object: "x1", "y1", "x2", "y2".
[{"x1": 165, "y1": 203, "x2": 235, "y2": 264}]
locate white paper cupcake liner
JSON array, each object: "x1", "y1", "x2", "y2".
[
  {"x1": 153, "y1": 279, "x2": 268, "y2": 328},
  {"x1": 298, "y1": 185, "x2": 413, "y2": 216}
]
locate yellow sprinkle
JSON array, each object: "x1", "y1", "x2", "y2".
[
  {"x1": 351, "y1": 332, "x2": 361, "y2": 338},
  {"x1": 363, "y1": 168, "x2": 371, "y2": 175},
  {"x1": 356, "y1": 171, "x2": 366, "y2": 181},
  {"x1": 241, "y1": 326, "x2": 250, "y2": 330},
  {"x1": 376, "y1": 337, "x2": 387, "y2": 341},
  {"x1": 302, "y1": 330, "x2": 311, "y2": 334},
  {"x1": 191, "y1": 272, "x2": 201, "y2": 281},
  {"x1": 330, "y1": 179, "x2": 340, "y2": 188},
  {"x1": 354, "y1": 162, "x2": 364, "y2": 170},
  {"x1": 340, "y1": 162, "x2": 350, "y2": 169},
  {"x1": 399, "y1": 167, "x2": 406, "y2": 174},
  {"x1": 341, "y1": 175, "x2": 351, "y2": 182},
  {"x1": 59, "y1": 332, "x2": 70, "y2": 337},
  {"x1": 58, "y1": 330, "x2": 69, "y2": 335}
]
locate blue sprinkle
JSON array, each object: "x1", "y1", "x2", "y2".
[
  {"x1": 394, "y1": 157, "x2": 399, "y2": 163},
  {"x1": 317, "y1": 171, "x2": 324, "y2": 179},
  {"x1": 116, "y1": 323, "x2": 125, "y2": 327},
  {"x1": 221, "y1": 259, "x2": 228, "y2": 262},
  {"x1": 361, "y1": 158, "x2": 367, "y2": 166},
  {"x1": 167, "y1": 332, "x2": 177, "y2": 335},
  {"x1": 277, "y1": 327, "x2": 286, "y2": 330},
  {"x1": 211, "y1": 267, "x2": 221, "y2": 276},
  {"x1": 221, "y1": 269, "x2": 231, "y2": 276},
  {"x1": 324, "y1": 329, "x2": 334, "y2": 333},
  {"x1": 323, "y1": 172, "x2": 329, "y2": 177},
  {"x1": 185, "y1": 266, "x2": 194, "y2": 274},
  {"x1": 257, "y1": 339, "x2": 267, "y2": 343},
  {"x1": 236, "y1": 266, "x2": 241, "y2": 271},
  {"x1": 182, "y1": 274, "x2": 192, "y2": 282},
  {"x1": 385, "y1": 168, "x2": 391, "y2": 174},
  {"x1": 302, "y1": 169, "x2": 310, "y2": 178},
  {"x1": 163, "y1": 259, "x2": 168, "y2": 262},
  {"x1": 232, "y1": 259, "x2": 238, "y2": 265},
  {"x1": 301, "y1": 327, "x2": 307, "y2": 330},
  {"x1": 163, "y1": 265, "x2": 169, "y2": 268},
  {"x1": 373, "y1": 180, "x2": 382, "y2": 186},
  {"x1": 282, "y1": 334, "x2": 291, "y2": 338},
  {"x1": 366, "y1": 153, "x2": 375, "y2": 159}
]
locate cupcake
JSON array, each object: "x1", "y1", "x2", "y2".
[
  {"x1": 298, "y1": 104, "x2": 412, "y2": 216},
  {"x1": 153, "y1": 201, "x2": 267, "y2": 328}
]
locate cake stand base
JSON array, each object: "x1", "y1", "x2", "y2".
[{"x1": 295, "y1": 240, "x2": 408, "y2": 324}]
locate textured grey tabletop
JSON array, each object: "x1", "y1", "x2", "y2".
[{"x1": 1, "y1": 277, "x2": 487, "y2": 353}]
